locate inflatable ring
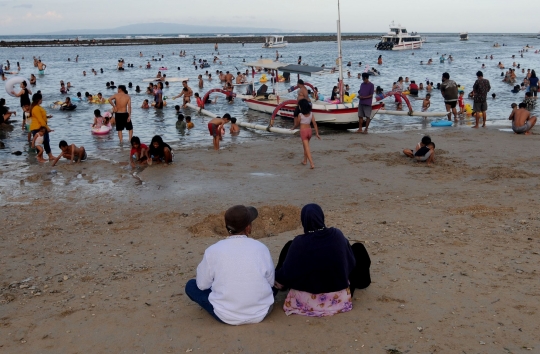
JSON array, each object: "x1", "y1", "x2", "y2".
[
  {"x1": 91, "y1": 124, "x2": 112, "y2": 135},
  {"x1": 431, "y1": 120, "x2": 453, "y2": 127},
  {"x1": 159, "y1": 67, "x2": 168, "y2": 70},
  {"x1": 4, "y1": 76, "x2": 30, "y2": 98}
]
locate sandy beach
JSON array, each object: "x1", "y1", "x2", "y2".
[{"x1": 1, "y1": 126, "x2": 539, "y2": 353}]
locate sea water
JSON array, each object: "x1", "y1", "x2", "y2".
[{"x1": 1, "y1": 33, "x2": 538, "y2": 161}]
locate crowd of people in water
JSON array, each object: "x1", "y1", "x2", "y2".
[{"x1": 1, "y1": 43, "x2": 538, "y2": 170}]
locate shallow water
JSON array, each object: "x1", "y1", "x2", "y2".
[{"x1": 1, "y1": 33, "x2": 538, "y2": 161}]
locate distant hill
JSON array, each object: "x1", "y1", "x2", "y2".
[{"x1": 46, "y1": 22, "x2": 283, "y2": 35}]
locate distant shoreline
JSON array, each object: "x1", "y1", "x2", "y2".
[{"x1": 0, "y1": 35, "x2": 377, "y2": 48}]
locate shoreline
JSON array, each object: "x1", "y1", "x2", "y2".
[{"x1": 0, "y1": 35, "x2": 377, "y2": 48}]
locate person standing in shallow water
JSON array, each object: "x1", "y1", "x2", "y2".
[
  {"x1": 472, "y1": 71, "x2": 491, "y2": 128},
  {"x1": 108, "y1": 85, "x2": 133, "y2": 142},
  {"x1": 377, "y1": 55, "x2": 383, "y2": 65}
]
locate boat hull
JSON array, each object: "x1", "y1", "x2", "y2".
[
  {"x1": 262, "y1": 43, "x2": 288, "y2": 48},
  {"x1": 244, "y1": 99, "x2": 371, "y2": 124}
]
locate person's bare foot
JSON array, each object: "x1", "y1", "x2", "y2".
[
  {"x1": 472, "y1": 125, "x2": 479, "y2": 129},
  {"x1": 301, "y1": 160, "x2": 307, "y2": 165},
  {"x1": 482, "y1": 124, "x2": 486, "y2": 128},
  {"x1": 355, "y1": 129, "x2": 362, "y2": 133},
  {"x1": 48, "y1": 155, "x2": 56, "y2": 161},
  {"x1": 525, "y1": 131, "x2": 532, "y2": 135},
  {"x1": 37, "y1": 157, "x2": 46, "y2": 163},
  {"x1": 310, "y1": 164, "x2": 315, "y2": 169},
  {"x1": 361, "y1": 129, "x2": 368, "y2": 134}
]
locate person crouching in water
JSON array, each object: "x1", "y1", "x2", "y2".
[
  {"x1": 147, "y1": 135, "x2": 173, "y2": 165},
  {"x1": 207, "y1": 114, "x2": 231, "y2": 150},
  {"x1": 291, "y1": 99, "x2": 321, "y2": 169}
]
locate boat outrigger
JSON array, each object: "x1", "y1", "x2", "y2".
[{"x1": 262, "y1": 35, "x2": 288, "y2": 48}]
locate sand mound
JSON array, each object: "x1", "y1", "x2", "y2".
[
  {"x1": 485, "y1": 167, "x2": 538, "y2": 180},
  {"x1": 188, "y1": 205, "x2": 301, "y2": 239},
  {"x1": 448, "y1": 204, "x2": 515, "y2": 218}
]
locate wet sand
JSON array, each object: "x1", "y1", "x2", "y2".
[
  {"x1": 1, "y1": 127, "x2": 539, "y2": 353},
  {"x1": 0, "y1": 35, "x2": 376, "y2": 48}
]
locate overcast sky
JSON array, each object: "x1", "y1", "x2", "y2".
[{"x1": 1, "y1": 0, "x2": 538, "y2": 35}]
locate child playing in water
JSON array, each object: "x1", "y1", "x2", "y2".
[
  {"x1": 186, "y1": 116, "x2": 194, "y2": 129},
  {"x1": 458, "y1": 91, "x2": 465, "y2": 115},
  {"x1": 129, "y1": 136, "x2": 148, "y2": 168},
  {"x1": 422, "y1": 94, "x2": 431, "y2": 112},
  {"x1": 195, "y1": 92, "x2": 204, "y2": 109},
  {"x1": 175, "y1": 105, "x2": 181, "y2": 115},
  {"x1": 95, "y1": 92, "x2": 105, "y2": 104},
  {"x1": 176, "y1": 114, "x2": 187, "y2": 130},
  {"x1": 60, "y1": 82, "x2": 67, "y2": 94},
  {"x1": 141, "y1": 99, "x2": 150, "y2": 109},
  {"x1": 51, "y1": 140, "x2": 87, "y2": 166},
  {"x1": 207, "y1": 114, "x2": 231, "y2": 150},
  {"x1": 32, "y1": 126, "x2": 47, "y2": 163},
  {"x1": 92, "y1": 109, "x2": 103, "y2": 128},
  {"x1": 229, "y1": 117, "x2": 240, "y2": 135}
]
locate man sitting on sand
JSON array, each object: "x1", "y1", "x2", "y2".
[
  {"x1": 185, "y1": 205, "x2": 275, "y2": 325},
  {"x1": 208, "y1": 114, "x2": 231, "y2": 150},
  {"x1": 509, "y1": 102, "x2": 537, "y2": 135},
  {"x1": 51, "y1": 140, "x2": 87, "y2": 166}
]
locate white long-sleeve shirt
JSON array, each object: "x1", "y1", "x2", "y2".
[{"x1": 196, "y1": 236, "x2": 275, "y2": 325}]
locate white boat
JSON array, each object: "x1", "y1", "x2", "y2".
[
  {"x1": 376, "y1": 22, "x2": 425, "y2": 50},
  {"x1": 262, "y1": 35, "x2": 288, "y2": 48},
  {"x1": 460, "y1": 32, "x2": 469, "y2": 41}
]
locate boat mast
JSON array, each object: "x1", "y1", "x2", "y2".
[{"x1": 337, "y1": 0, "x2": 344, "y2": 103}]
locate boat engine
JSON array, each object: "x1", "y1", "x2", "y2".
[{"x1": 376, "y1": 41, "x2": 394, "y2": 50}]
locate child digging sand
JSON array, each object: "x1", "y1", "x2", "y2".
[
  {"x1": 32, "y1": 126, "x2": 47, "y2": 162},
  {"x1": 129, "y1": 136, "x2": 148, "y2": 168}
]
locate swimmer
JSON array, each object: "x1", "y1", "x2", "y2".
[
  {"x1": 198, "y1": 74, "x2": 204, "y2": 89},
  {"x1": 37, "y1": 60, "x2": 46, "y2": 74},
  {"x1": 229, "y1": 117, "x2": 240, "y2": 135},
  {"x1": 422, "y1": 94, "x2": 431, "y2": 112},
  {"x1": 172, "y1": 81, "x2": 193, "y2": 108},
  {"x1": 141, "y1": 99, "x2": 150, "y2": 109},
  {"x1": 51, "y1": 140, "x2": 87, "y2": 166}
]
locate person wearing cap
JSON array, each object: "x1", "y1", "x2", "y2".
[
  {"x1": 472, "y1": 71, "x2": 491, "y2": 128},
  {"x1": 356, "y1": 73, "x2": 375, "y2": 134},
  {"x1": 185, "y1": 205, "x2": 275, "y2": 325}
]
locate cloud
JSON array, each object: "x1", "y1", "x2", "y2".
[
  {"x1": 13, "y1": 4, "x2": 32, "y2": 8},
  {"x1": 0, "y1": 16, "x2": 13, "y2": 26},
  {"x1": 25, "y1": 11, "x2": 63, "y2": 20}
]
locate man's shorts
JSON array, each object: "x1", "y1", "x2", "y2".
[
  {"x1": 444, "y1": 101, "x2": 457, "y2": 109},
  {"x1": 208, "y1": 123, "x2": 220, "y2": 137},
  {"x1": 358, "y1": 104, "x2": 373, "y2": 119},
  {"x1": 512, "y1": 121, "x2": 532, "y2": 134},
  {"x1": 115, "y1": 113, "x2": 133, "y2": 131},
  {"x1": 473, "y1": 101, "x2": 488, "y2": 112}
]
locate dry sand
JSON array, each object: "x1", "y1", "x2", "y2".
[{"x1": 1, "y1": 126, "x2": 539, "y2": 353}]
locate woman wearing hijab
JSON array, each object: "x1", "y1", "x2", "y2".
[{"x1": 274, "y1": 203, "x2": 371, "y2": 317}]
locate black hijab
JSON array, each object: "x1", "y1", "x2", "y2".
[{"x1": 275, "y1": 204, "x2": 356, "y2": 294}]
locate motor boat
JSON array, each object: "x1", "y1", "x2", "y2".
[
  {"x1": 262, "y1": 35, "x2": 288, "y2": 48},
  {"x1": 376, "y1": 22, "x2": 425, "y2": 50},
  {"x1": 460, "y1": 32, "x2": 469, "y2": 41}
]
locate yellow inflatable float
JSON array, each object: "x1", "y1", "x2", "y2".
[
  {"x1": 464, "y1": 103, "x2": 473, "y2": 115},
  {"x1": 343, "y1": 93, "x2": 357, "y2": 103},
  {"x1": 259, "y1": 74, "x2": 268, "y2": 83}
]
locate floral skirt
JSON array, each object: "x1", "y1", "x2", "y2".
[{"x1": 283, "y1": 288, "x2": 353, "y2": 317}]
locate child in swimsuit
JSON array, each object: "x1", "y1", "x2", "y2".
[
  {"x1": 32, "y1": 126, "x2": 47, "y2": 163},
  {"x1": 422, "y1": 94, "x2": 431, "y2": 112},
  {"x1": 186, "y1": 116, "x2": 194, "y2": 129},
  {"x1": 93, "y1": 109, "x2": 103, "y2": 129},
  {"x1": 51, "y1": 140, "x2": 87, "y2": 166},
  {"x1": 458, "y1": 91, "x2": 465, "y2": 115},
  {"x1": 129, "y1": 136, "x2": 149, "y2": 168},
  {"x1": 141, "y1": 99, "x2": 150, "y2": 109}
]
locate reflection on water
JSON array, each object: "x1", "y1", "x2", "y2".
[{"x1": 1, "y1": 34, "x2": 538, "y2": 161}]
